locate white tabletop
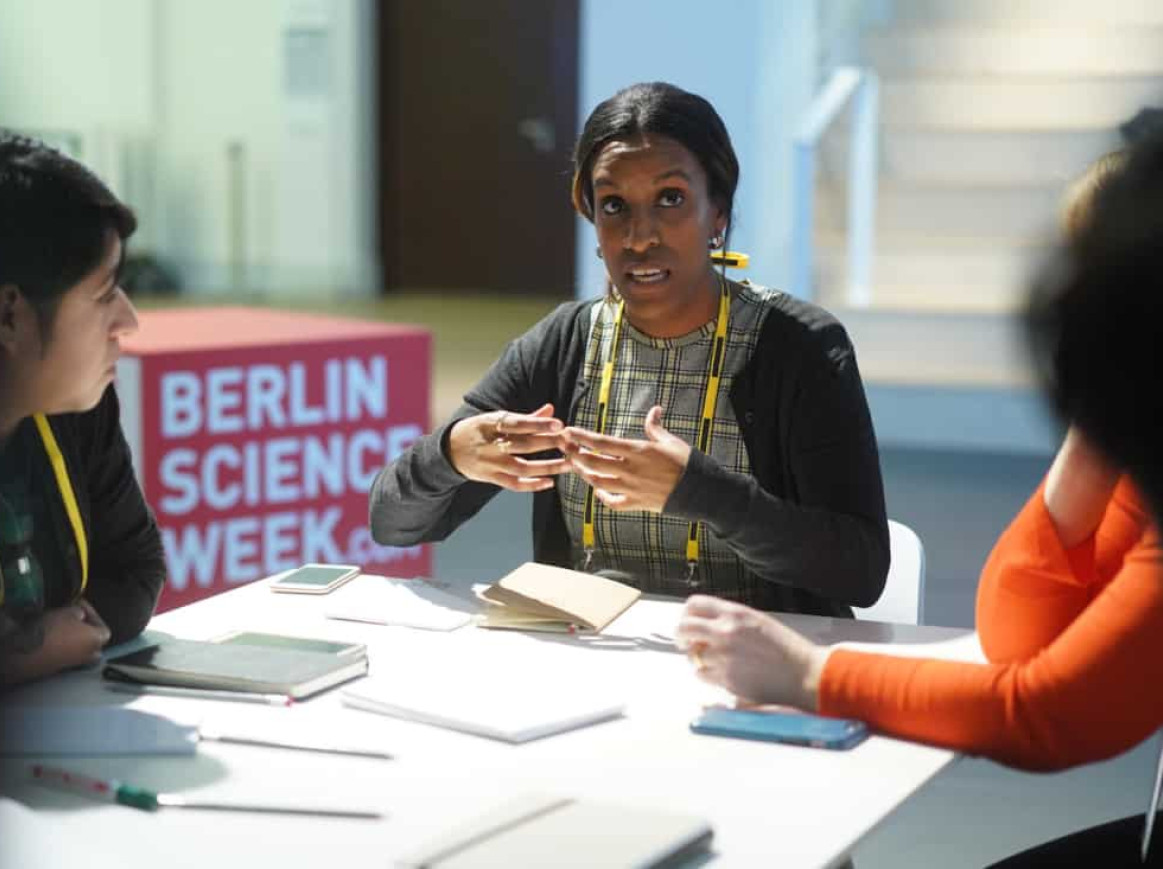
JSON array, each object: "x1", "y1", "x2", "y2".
[{"x1": 0, "y1": 577, "x2": 975, "y2": 868}]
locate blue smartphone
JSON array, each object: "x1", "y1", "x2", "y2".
[{"x1": 690, "y1": 707, "x2": 869, "y2": 750}]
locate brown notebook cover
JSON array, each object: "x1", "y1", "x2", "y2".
[{"x1": 478, "y1": 562, "x2": 641, "y2": 632}]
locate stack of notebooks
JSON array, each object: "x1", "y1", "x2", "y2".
[
  {"x1": 476, "y1": 562, "x2": 641, "y2": 633},
  {"x1": 103, "y1": 632, "x2": 368, "y2": 700}
]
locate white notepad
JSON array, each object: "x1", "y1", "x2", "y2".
[
  {"x1": 396, "y1": 793, "x2": 713, "y2": 868},
  {"x1": 342, "y1": 671, "x2": 625, "y2": 743},
  {"x1": 325, "y1": 575, "x2": 476, "y2": 632}
]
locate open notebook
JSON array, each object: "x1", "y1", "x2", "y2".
[{"x1": 477, "y1": 562, "x2": 641, "y2": 633}]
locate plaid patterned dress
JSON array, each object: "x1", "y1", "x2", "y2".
[{"x1": 557, "y1": 280, "x2": 779, "y2": 600}]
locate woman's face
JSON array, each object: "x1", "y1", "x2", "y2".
[
  {"x1": 590, "y1": 133, "x2": 725, "y2": 334},
  {"x1": 21, "y1": 234, "x2": 139, "y2": 415}
]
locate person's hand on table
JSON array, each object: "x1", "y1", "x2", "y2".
[
  {"x1": 676, "y1": 595, "x2": 831, "y2": 711},
  {"x1": 0, "y1": 600, "x2": 111, "y2": 685},
  {"x1": 447, "y1": 403, "x2": 571, "y2": 493},
  {"x1": 563, "y1": 405, "x2": 691, "y2": 512}
]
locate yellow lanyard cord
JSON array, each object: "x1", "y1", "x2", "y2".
[
  {"x1": 581, "y1": 293, "x2": 628, "y2": 559},
  {"x1": 32, "y1": 414, "x2": 89, "y2": 596},
  {"x1": 582, "y1": 277, "x2": 731, "y2": 585}
]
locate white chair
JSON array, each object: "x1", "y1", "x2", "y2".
[{"x1": 854, "y1": 519, "x2": 926, "y2": 625}]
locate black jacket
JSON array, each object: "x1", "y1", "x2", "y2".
[
  {"x1": 1, "y1": 388, "x2": 165, "y2": 645},
  {"x1": 370, "y1": 292, "x2": 888, "y2": 617}
]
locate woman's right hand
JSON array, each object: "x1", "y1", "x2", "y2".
[{"x1": 447, "y1": 403, "x2": 572, "y2": 493}]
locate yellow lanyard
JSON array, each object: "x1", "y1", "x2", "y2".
[
  {"x1": 582, "y1": 277, "x2": 731, "y2": 586},
  {"x1": 32, "y1": 414, "x2": 89, "y2": 596}
]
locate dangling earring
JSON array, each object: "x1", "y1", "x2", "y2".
[{"x1": 595, "y1": 246, "x2": 604, "y2": 259}]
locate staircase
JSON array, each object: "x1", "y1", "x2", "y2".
[{"x1": 815, "y1": 0, "x2": 1163, "y2": 450}]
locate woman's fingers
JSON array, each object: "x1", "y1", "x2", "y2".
[
  {"x1": 492, "y1": 472, "x2": 558, "y2": 493},
  {"x1": 563, "y1": 427, "x2": 640, "y2": 457},
  {"x1": 593, "y1": 487, "x2": 630, "y2": 508},
  {"x1": 683, "y1": 594, "x2": 735, "y2": 618},
  {"x1": 507, "y1": 455, "x2": 573, "y2": 476},
  {"x1": 483, "y1": 456, "x2": 572, "y2": 492},
  {"x1": 494, "y1": 431, "x2": 570, "y2": 456},
  {"x1": 675, "y1": 614, "x2": 716, "y2": 651},
  {"x1": 494, "y1": 408, "x2": 564, "y2": 438},
  {"x1": 570, "y1": 456, "x2": 624, "y2": 488}
]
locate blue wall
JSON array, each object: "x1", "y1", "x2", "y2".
[{"x1": 575, "y1": 0, "x2": 817, "y2": 299}]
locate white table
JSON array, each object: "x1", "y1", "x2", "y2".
[{"x1": 0, "y1": 578, "x2": 975, "y2": 868}]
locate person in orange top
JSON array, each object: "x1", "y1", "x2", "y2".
[
  {"x1": 677, "y1": 136, "x2": 1163, "y2": 864},
  {"x1": 678, "y1": 431, "x2": 1163, "y2": 769}
]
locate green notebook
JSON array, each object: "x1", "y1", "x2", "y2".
[{"x1": 103, "y1": 637, "x2": 368, "y2": 700}]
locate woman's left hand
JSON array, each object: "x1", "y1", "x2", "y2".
[
  {"x1": 676, "y1": 595, "x2": 831, "y2": 710},
  {"x1": 564, "y1": 405, "x2": 691, "y2": 512}
]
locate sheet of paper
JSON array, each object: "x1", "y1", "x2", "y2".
[
  {"x1": 325, "y1": 574, "x2": 476, "y2": 632},
  {"x1": 0, "y1": 706, "x2": 199, "y2": 756}
]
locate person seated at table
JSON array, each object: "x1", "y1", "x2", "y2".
[
  {"x1": 370, "y1": 81, "x2": 888, "y2": 616},
  {"x1": 677, "y1": 141, "x2": 1163, "y2": 863},
  {"x1": 0, "y1": 132, "x2": 165, "y2": 686}
]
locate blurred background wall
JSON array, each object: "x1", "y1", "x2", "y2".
[{"x1": 0, "y1": 0, "x2": 378, "y2": 296}]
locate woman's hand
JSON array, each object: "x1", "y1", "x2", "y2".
[
  {"x1": 564, "y1": 405, "x2": 691, "y2": 512},
  {"x1": 447, "y1": 403, "x2": 572, "y2": 493},
  {"x1": 0, "y1": 601, "x2": 111, "y2": 685},
  {"x1": 676, "y1": 595, "x2": 831, "y2": 710},
  {"x1": 1044, "y1": 426, "x2": 1121, "y2": 548}
]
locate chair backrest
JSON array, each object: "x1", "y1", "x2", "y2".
[{"x1": 854, "y1": 519, "x2": 926, "y2": 625}]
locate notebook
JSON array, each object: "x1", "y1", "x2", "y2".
[
  {"x1": 396, "y1": 793, "x2": 713, "y2": 868},
  {"x1": 325, "y1": 575, "x2": 476, "y2": 632},
  {"x1": 103, "y1": 637, "x2": 368, "y2": 700},
  {"x1": 477, "y1": 562, "x2": 641, "y2": 633},
  {"x1": 342, "y1": 670, "x2": 624, "y2": 742}
]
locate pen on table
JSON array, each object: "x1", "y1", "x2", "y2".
[
  {"x1": 197, "y1": 725, "x2": 394, "y2": 760},
  {"x1": 29, "y1": 764, "x2": 383, "y2": 819},
  {"x1": 105, "y1": 682, "x2": 294, "y2": 707}
]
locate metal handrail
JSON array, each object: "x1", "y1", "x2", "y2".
[{"x1": 791, "y1": 66, "x2": 879, "y2": 306}]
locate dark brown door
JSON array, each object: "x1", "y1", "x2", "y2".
[{"x1": 378, "y1": 0, "x2": 578, "y2": 296}]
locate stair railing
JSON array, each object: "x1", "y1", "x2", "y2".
[{"x1": 791, "y1": 66, "x2": 879, "y2": 306}]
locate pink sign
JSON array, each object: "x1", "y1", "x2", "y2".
[{"x1": 117, "y1": 308, "x2": 432, "y2": 612}]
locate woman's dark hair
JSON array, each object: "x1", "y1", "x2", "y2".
[
  {"x1": 0, "y1": 131, "x2": 136, "y2": 329},
  {"x1": 1026, "y1": 129, "x2": 1163, "y2": 509},
  {"x1": 571, "y1": 82, "x2": 739, "y2": 235}
]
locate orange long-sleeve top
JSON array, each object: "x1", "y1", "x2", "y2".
[{"x1": 819, "y1": 477, "x2": 1163, "y2": 771}]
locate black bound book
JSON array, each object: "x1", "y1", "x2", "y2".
[{"x1": 103, "y1": 637, "x2": 368, "y2": 700}]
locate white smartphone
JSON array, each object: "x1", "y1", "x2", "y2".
[{"x1": 269, "y1": 564, "x2": 360, "y2": 595}]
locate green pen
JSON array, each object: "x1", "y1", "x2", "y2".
[{"x1": 29, "y1": 764, "x2": 381, "y2": 819}]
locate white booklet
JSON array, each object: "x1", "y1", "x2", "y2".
[
  {"x1": 325, "y1": 574, "x2": 476, "y2": 632},
  {"x1": 342, "y1": 670, "x2": 625, "y2": 743},
  {"x1": 396, "y1": 793, "x2": 712, "y2": 868}
]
